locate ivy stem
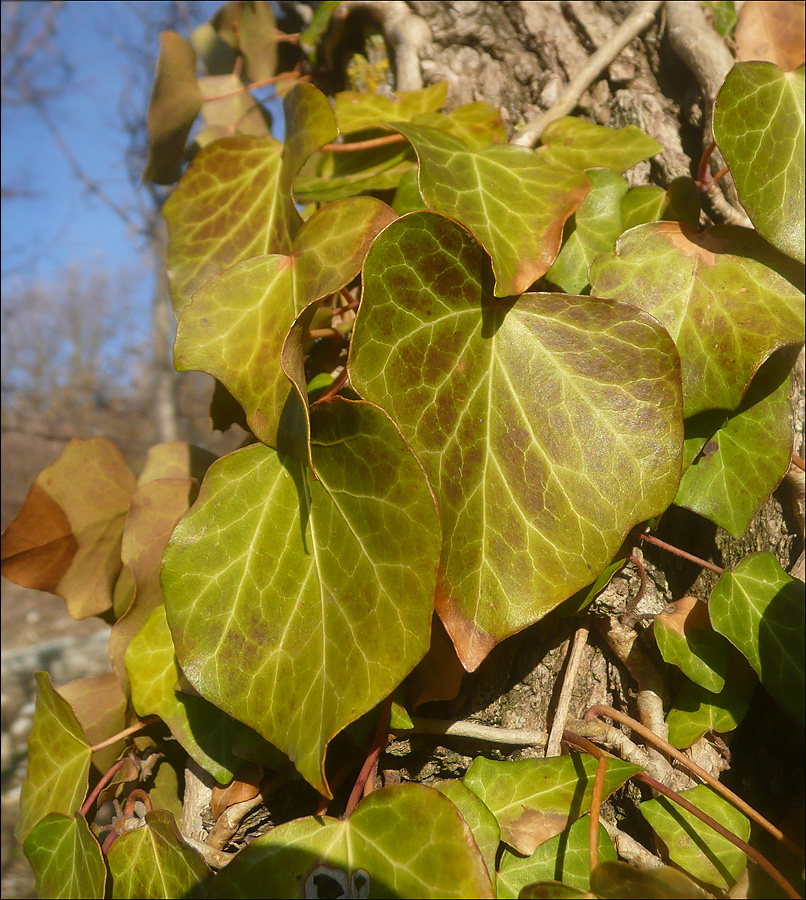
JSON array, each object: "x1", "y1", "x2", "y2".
[
  {"x1": 634, "y1": 772, "x2": 801, "y2": 900},
  {"x1": 696, "y1": 139, "x2": 718, "y2": 189},
  {"x1": 563, "y1": 730, "x2": 607, "y2": 871},
  {"x1": 90, "y1": 716, "x2": 161, "y2": 754},
  {"x1": 320, "y1": 133, "x2": 406, "y2": 153},
  {"x1": 632, "y1": 531, "x2": 724, "y2": 575},
  {"x1": 344, "y1": 695, "x2": 393, "y2": 819},
  {"x1": 621, "y1": 553, "x2": 648, "y2": 627},
  {"x1": 585, "y1": 705, "x2": 804, "y2": 861},
  {"x1": 792, "y1": 453, "x2": 805, "y2": 472},
  {"x1": 202, "y1": 69, "x2": 308, "y2": 102},
  {"x1": 80, "y1": 759, "x2": 127, "y2": 818},
  {"x1": 314, "y1": 367, "x2": 350, "y2": 405}
]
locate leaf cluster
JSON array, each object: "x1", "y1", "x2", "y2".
[{"x1": 1, "y1": 2, "x2": 804, "y2": 897}]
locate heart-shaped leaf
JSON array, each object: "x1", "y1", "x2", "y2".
[
  {"x1": 174, "y1": 196, "x2": 395, "y2": 450},
  {"x1": 335, "y1": 81, "x2": 448, "y2": 134},
  {"x1": 546, "y1": 169, "x2": 629, "y2": 294},
  {"x1": 108, "y1": 477, "x2": 196, "y2": 689},
  {"x1": 1, "y1": 438, "x2": 135, "y2": 619},
  {"x1": 127, "y1": 604, "x2": 284, "y2": 783},
  {"x1": 590, "y1": 861, "x2": 709, "y2": 898},
  {"x1": 654, "y1": 596, "x2": 732, "y2": 692},
  {"x1": 674, "y1": 350, "x2": 795, "y2": 537},
  {"x1": 714, "y1": 61, "x2": 805, "y2": 262},
  {"x1": 666, "y1": 655, "x2": 756, "y2": 749},
  {"x1": 434, "y1": 780, "x2": 500, "y2": 887},
  {"x1": 143, "y1": 32, "x2": 202, "y2": 185},
  {"x1": 350, "y1": 212, "x2": 683, "y2": 671},
  {"x1": 393, "y1": 123, "x2": 591, "y2": 296},
  {"x1": 498, "y1": 819, "x2": 617, "y2": 899},
  {"x1": 463, "y1": 754, "x2": 639, "y2": 855},
  {"x1": 165, "y1": 82, "x2": 338, "y2": 314},
  {"x1": 162, "y1": 398, "x2": 441, "y2": 796},
  {"x1": 538, "y1": 117, "x2": 662, "y2": 172},
  {"x1": 589, "y1": 222, "x2": 805, "y2": 417},
  {"x1": 708, "y1": 552, "x2": 804, "y2": 722},
  {"x1": 107, "y1": 808, "x2": 209, "y2": 899},
  {"x1": 16, "y1": 673, "x2": 92, "y2": 843},
  {"x1": 211, "y1": 783, "x2": 494, "y2": 898},
  {"x1": 640, "y1": 785, "x2": 750, "y2": 892},
  {"x1": 23, "y1": 812, "x2": 106, "y2": 900}
]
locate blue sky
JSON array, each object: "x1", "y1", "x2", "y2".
[{"x1": 2, "y1": 2, "x2": 219, "y2": 286}]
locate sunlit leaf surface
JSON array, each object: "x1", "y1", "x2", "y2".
[
  {"x1": 107, "y1": 809, "x2": 209, "y2": 899},
  {"x1": 16, "y1": 673, "x2": 92, "y2": 843},
  {"x1": 24, "y1": 813, "x2": 106, "y2": 900},
  {"x1": 463, "y1": 755, "x2": 639, "y2": 855},
  {"x1": 714, "y1": 62, "x2": 805, "y2": 262},
  {"x1": 434, "y1": 780, "x2": 500, "y2": 887},
  {"x1": 589, "y1": 222, "x2": 804, "y2": 417},
  {"x1": 212, "y1": 784, "x2": 494, "y2": 898},
  {"x1": 654, "y1": 596, "x2": 731, "y2": 692},
  {"x1": 350, "y1": 212, "x2": 683, "y2": 670},
  {"x1": 162, "y1": 399, "x2": 440, "y2": 795},
  {"x1": 538, "y1": 117, "x2": 662, "y2": 173},
  {"x1": 335, "y1": 81, "x2": 448, "y2": 134},
  {"x1": 641, "y1": 785, "x2": 750, "y2": 892}
]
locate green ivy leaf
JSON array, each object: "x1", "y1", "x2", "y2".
[
  {"x1": 165, "y1": 83, "x2": 338, "y2": 314},
  {"x1": 0, "y1": 438, "x2": 135, "y2": 619},
  {"x1": 498, "y1": 819, "x2": 617, "y2": 899},
  {"x1": 590, "y1": 861, "x2": 709, "y2": 898},
  {"x1": 174, "y1": 196, "x2": 395, "y2": 450},
  {"x1": 413, "y1": 101, "x2": 507, "y2": 149},
  {"x1": 334, "y1": 81, "x2": 448, "y2": 134},
  {"x1": 708, "y1": 552, "x2": 805, "y2": 723},
  {"x1": 666, "y1": 656, "x2": 756, "y2": 749},
  {"x1": 211, "y1": 783, "x2": 494, "y2": 898},
  {"x1": 195, "y1": 73, "x2": 272, "y2": 147},
  {"x1": 620, "y1": 178, "x2": 700, "y2": 231},
  {"x1": 126, "y1": 604, "x2": 284, "y2": 783},
  {"x1": 23, "y1": 812, "x2": 106, "y2": 900},
  {"x1": 393, "y1": 123, "x2": 591, "y2": 295},
  {"x1": 143, "y1": 32, "x2": 202, "y2": 185},
  {"x1": 538, "y1": 117, "x2": 662, "y2": 172},
  {"x1": 589, "y1": 222, "x2": 804, "y2": 417},
  {"x1": 295, "y1": 143, "x2": 416, "y2": 202},
  {"x1": 106, "y1": 809, "x2": 209, "y2": 899},
  {"x1": 463, "y1": 754, "x2": 639, "y2": 855},
  {"x1": 654, "y1": 596, "x2": 732, "y2": 693},
  {"x1": 714, "y1": 61, "x2": 805, "y2": 263},
  {"x1": 211, "y1": 1, "x2": 278, "y2": 83},
  {"x1": 162, "y1": 398, "x2": 441, "y2": 796},
  {"x1": 350, "y1": 212, "x2": 683, "y2": 671},
  {"x1": 518, "y1": 883, "x2": 591, "y2": 899},
  {"x1": 434, "y1": 780, "x2": 500, "y2": 888},
  {"x1": 674, "y1": 349, "x2": 795, "y2": 537},
  {"x1": 546, "y1": 169, "x2": 629, "y2": 294},
  {"x1": 16, "y1": 673, "x2": 92, "y2": 843},
  {"x1": 640, "y1": 785, "x2": 750, "y2": 892}
]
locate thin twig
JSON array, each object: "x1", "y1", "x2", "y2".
[
  {"x1": 546, "y1": 625, "x2": 590, "y2": 756},
  {"x1": 586, "y1": 705, "x2": 804, "y2": 861},
  {"x1": 632, "y1": 530, "x2": 724, "y2": 575},
  {"x1": 313, "y1": 367, "x2": 349, "y2": 405},
  {"x1": 202, "y1": 69, "x2": 305, "y2": 102},
  {"x1": 401, "y1": 717, "x2": 548, "y2": 748},
  {"x1": 792, "y1": 453, "x2": 806, "y2": 472},
  {"x1": 635, "y1": 772, "x2": 802, "y2": 900},
  {"x1": 564, "y1": 731, "x2": 609, "y2": 871},
  {"x1": 621, "y1": 553, "x2": 648, "y2": 627},
  {"x1": 512, "y1": 0, "x2": 663, "y2": 146}
]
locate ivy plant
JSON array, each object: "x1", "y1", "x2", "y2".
[{"x1": 1, "y1": 3, "x2": 804, "y2": 898}]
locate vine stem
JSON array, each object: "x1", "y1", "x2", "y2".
[
  {"x1": 319, "y1": 133, "x2": 406, "y2": 153},
  {"x1": 634, "y1": 771, "x2": 802, "y2": 900},
  {"x1": 344, "y1": 695, "x2": 393, "y2": 818},
  {"x1": 314, "y1": 367, "x2": 349, "y2": 405},
  {"x1": 563, "y1": 730, "x2": 608, "y2": 872},
  {"x1": 631, "y1": 530, "x2": 724, "y2": 575},
  {"x1": 202, "y1": 69, "x2": 307, "y2": 102},
  {"x1": 90, "y1": 716, "x2": 161, "y2": 754},
  {"x1": 79, "y1": 759, "x2": 127, "y2": 818},
  {"x1": 585, "y1": 705, "x2": 804, "y2": 861}
]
